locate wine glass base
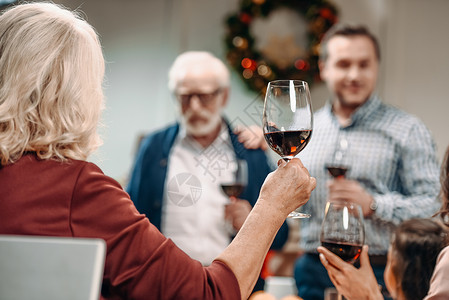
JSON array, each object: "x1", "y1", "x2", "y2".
[{"x1": 288, "y1": 211, "x2": 311, "y2": 218}]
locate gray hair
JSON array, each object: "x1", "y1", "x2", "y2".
[{"x1": 167, "y1": 51, "x2": 230, "y2": 93}]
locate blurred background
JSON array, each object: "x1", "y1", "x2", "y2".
[{"x1": 3, "y1": 0, "x2": 448, "y2": 183}]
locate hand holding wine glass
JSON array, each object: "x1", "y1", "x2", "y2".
[
  {"x1": 262, "y1": 80, "x2": 313, "y2": 218},
  {"x1": 320, "y1": 201, "x2": 365, "y2": 299}
]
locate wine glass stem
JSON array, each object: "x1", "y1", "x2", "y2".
[{"x1": 280, "y1": 156, "x2": 311, "y2": 218}]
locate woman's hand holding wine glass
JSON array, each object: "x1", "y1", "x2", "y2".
[
  {"x1": 262, "y1": 80, "x2": 313, "y2": 218},
  {"x1": 320, "y1": 201, "x2": 365, "y2": 263},
  {"x1": 318, "y1": 245, "x2": 382, "y2": 300},
  {"x1": 319, "y1": 201, "x2": 365, "y2": 299},
  {"x1": 258, "y1": 158, "x2": 316, "y2": 219}
]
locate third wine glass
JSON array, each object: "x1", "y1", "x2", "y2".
[{"x1": 320, "y1": 201, "x2": 365, "y2": 299}]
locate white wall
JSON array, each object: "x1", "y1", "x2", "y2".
[
  {"x1": 382, "y1": 0, "x2": 449, "y2": 164},
  {"x1": 53, "y1": 0, "x2": 449, "y2": 182}
]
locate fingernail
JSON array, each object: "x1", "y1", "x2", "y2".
[{"x1": 319, "y1": 253, "x2": 327, "y2": 263}]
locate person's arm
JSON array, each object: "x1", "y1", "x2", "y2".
[
  {"x1": 371, "y1": 122, "x2": 440, "y2": 224},
  {"x1": 73, "y1": 162, "x2": 242, "y2": 299},
  {"x1": 72, "y1": 158, "x2": 314, "y2": 300},
  {"x1": 317, "y1": 245, "x2": 383, "y2": 300},
  {"x1": 216, "y1": 158, "x2": 316, "y2": 299},
  {"x1": 329, "y1": 122, "x2": 440, "y2": 222}
]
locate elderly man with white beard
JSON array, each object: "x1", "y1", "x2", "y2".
[{"x1": 127, "y1": 51, "x2": 288, "y2": 292}]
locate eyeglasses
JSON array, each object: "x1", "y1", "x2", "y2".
[{"x1": 176, "y1": 89, "x2": 222, "y2": 107}]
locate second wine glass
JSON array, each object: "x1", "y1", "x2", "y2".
[
  {"x1": 262, "y1": 79, "x2": 313, "y2": 218},
  {"x1": 220, "y1": 159, "x2": 248, "y2": 199},
  {"x1": 220, "y1": 159, "x2": 248, "y2": 235},
  {"x1": 325, "y1": 137, "x2": 350, "y2": 179}
]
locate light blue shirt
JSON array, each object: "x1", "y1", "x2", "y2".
[{"x1": 299, "y1": 95, "x2": 441, "y2": 254}]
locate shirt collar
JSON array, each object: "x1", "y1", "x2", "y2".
[
  {"x1": 351, "y1": 94, "x2": 381, "y2": 123},
  {"x1": 325, "y1": 94, "x2": 381, "y2": 127}
]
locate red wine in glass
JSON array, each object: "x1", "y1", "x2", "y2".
[
  {"x1": 325, "y1": 165, "x2": 349, "y2": 178},
  {"x1": 321, "y1": 240, "x2": 362, "y2": 263},
  {"x1": 320, "y1": 201, "x2": 365, "y2": 271},
  {"x1": 326, "y1": 138, "x2": 350, "y2": 178},
  {"x1": 221, "y1": 160, "x2": 248, "y2": 235},
  {"x1": 221, "y1": 183, "x2": 245, "y2": 198},
  {"x1": 264, "y1": 129, "x2": 312, "y2": 160},
  {"x1": 220, "y1": 159, "x2": 247, "y2": 199},
  {"x1": 320, "y1": 201, "x2": 364, "y2": 300}
]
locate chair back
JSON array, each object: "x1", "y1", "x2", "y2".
[{"x1": 0, "y1": 235, "x2": 106, "y2": 300}]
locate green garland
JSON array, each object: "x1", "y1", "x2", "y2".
[{"x1": 224, "y1": 0, "x2": 338, "y2": 94}]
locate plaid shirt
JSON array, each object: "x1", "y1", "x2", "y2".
[{"x1": 299, "y1": 95, "x2": 441, "y2": 254}]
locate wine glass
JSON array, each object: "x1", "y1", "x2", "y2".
[
  {"x1": 220, "y1": 159, "x2": 248, "y2": 234},
  {"x1": 320, "y1": 201, "x2": 365, "y2": 299},
  {"x1": 262, "y1": 79, "x2": 313, "y2": 218},
  {"x1": 220, "y1": 159, "x2": 248, "y2": 199},
  {"x1": 325, "y1": 137, "x2": 350, "y2": 179}
]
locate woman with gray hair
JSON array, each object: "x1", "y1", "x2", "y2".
[{"x1": 0, "y1": 3, "x2": 316, "y2": 300}]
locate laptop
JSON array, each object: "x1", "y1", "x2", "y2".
[{"x1": 0, "y1": 235, "x2": 106, "y2": 300}]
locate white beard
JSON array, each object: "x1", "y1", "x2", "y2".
[{"x1": 181, "y1": 108, "x2": 222, "y2": 137}]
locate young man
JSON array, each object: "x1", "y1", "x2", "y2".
[{"x1": 293, "y1": 24, "x2": 440, "y2": 299}]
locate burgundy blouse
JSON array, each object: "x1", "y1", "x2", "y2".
[{"x1": 0, "y1": 154, "x2": 240, "y2": 299}]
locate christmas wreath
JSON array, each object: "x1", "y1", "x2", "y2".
[{"x1": 224, "y1": 0, "x2": 338, "y2": 94}]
